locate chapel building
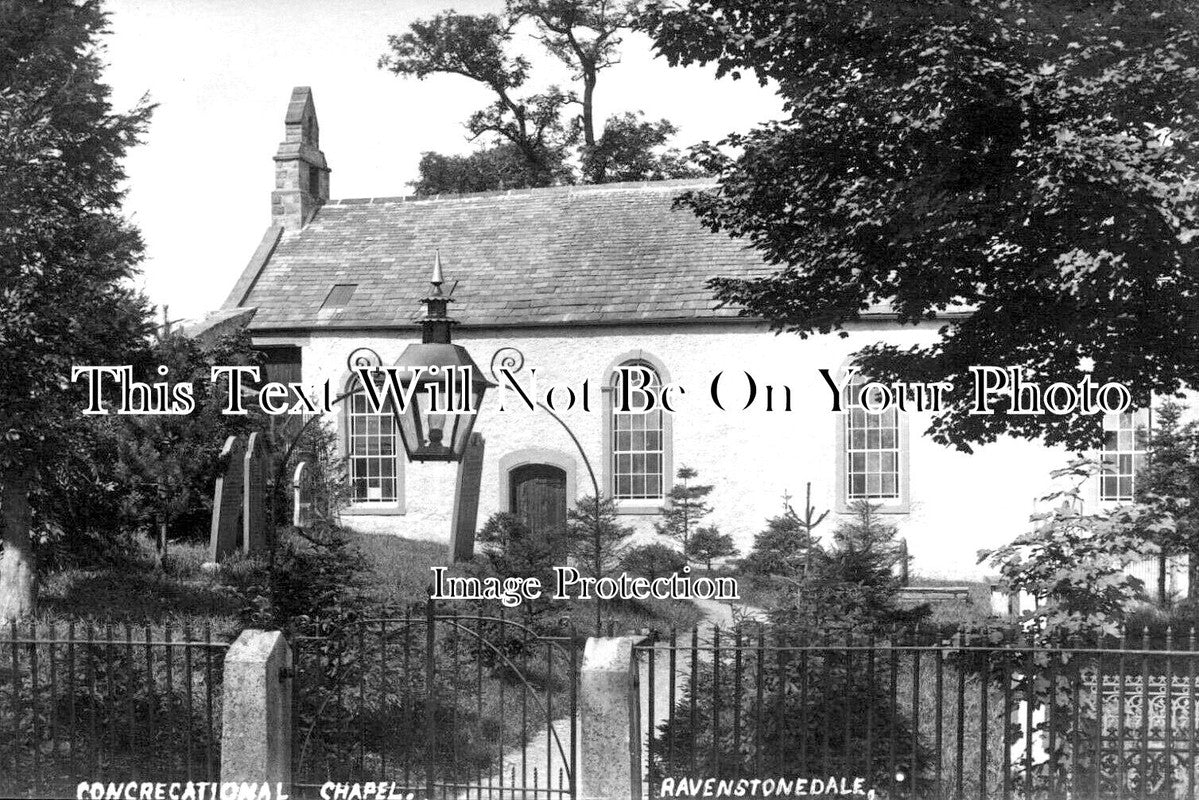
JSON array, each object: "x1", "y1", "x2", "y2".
[{"x1": 212, "y1": 87, "x2": 1154, "y2": 581}]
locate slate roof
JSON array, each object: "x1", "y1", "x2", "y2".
[{"x1": 227, "y1": 179, "x2": 779, "y2": 331}]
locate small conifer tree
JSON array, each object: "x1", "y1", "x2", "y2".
[
  {"x1": 1133, "y1": 400, "x2": 1199, "y2": 600},
  {"x1": 655, "y1": 465, "x2": 713, "y2": 549},
  {"x1": 740, "y1": 483, "x2": 827, "y2": 578}
]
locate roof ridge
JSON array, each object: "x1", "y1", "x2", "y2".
[{"x1": 325, "y1": 176, "x2": 717, "y2": 207}]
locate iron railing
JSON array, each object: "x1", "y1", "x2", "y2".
[
  {"x1": 636, "y1": 625, "x2": 1199, "y2": 800},
  {"x1": 0, "y1": 620, "x2": 230, "y2": 799},
  {"x1": 292, "y1": 601, "x2": 581, "y2": 799}
]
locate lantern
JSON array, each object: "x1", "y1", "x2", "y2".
[{"x1": 393, "y1": 253, "x2": 493, "y2": 462}]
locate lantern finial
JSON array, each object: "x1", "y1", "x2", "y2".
[{"x1": 430, "y1": 250, "x2": 444, "y2": 295}]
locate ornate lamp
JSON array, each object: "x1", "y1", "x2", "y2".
[{"x1": 393, "y1": 253, "x2": 493, "y2": 462}]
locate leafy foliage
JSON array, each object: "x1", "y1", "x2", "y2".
[
  {"x1": 583, "y1": 111, "x2": 698, "y2": 183},
  {"x1": 982, "y1": 457, "x2": 1163, "y2": 643},
  {"x1": 111, "y1": 331, "x2": 268, "y2": 546},
  {"x1": 381, "y1": 1, "x2": 695, "y2": 189},
  {"x1": 643, "y1": 0, "x2": 1199, "y2": 451},
  {"x1": 0, "y1": 0, "x2": 155, "y2": 619},
  {"x1": 411, "y1": 142, "x2": 567, "y2": 196}
]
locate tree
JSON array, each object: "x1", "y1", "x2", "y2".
[
  {"x1": 565, "y1": 494, "x2": 634, "y2": 581},
  {"x1": 379, "y1": 11, "x2": 573, "y2": 188},
  {"x1": 685, "y1": 525, "x2": 738, "y2": 570},
  {"x1": 654, "y1": 465, "x2": 712, "y2": 550},
  {"x1": 774, "y1": 501, "x2": 925, "y2": 636},
  {"x1": 112, "y1": 331, "x2": 267, "y2": 551},
  {"x1": 583, "y1": 112, "x2": 697, "y2": 183},
  {"x1": 381, "y1": 2, "x2": 696, "y2": 190},
  {"x1": 643, "y1": 1, "x2": 1199, "y2": 452},
  {"x1": 411, "y1": 143, "x2": 565, "y2": 196},
  {"x1": 983, "y1": 458, "x2": 1164, "y2": 643},
  {"x1": 0, "y1": 0, "x2": 154, "y2": 621},
  {"x1": 477, "y1": 511, "x2": 558, "y2": 625},
  {"x1": 1132, "y1": 401, "x2": 1199, "y2": 600},
  {"x1": 740, "y1": 485, "x2": 827, "y2": 578}
]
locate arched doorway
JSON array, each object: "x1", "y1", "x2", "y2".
[{"x1": 509, "y1": 463, "x2": 568, "y2": 540}]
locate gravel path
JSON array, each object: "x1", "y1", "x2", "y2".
[{"x1": 455, "y1": 598, "x2": 765, "y2": 799}]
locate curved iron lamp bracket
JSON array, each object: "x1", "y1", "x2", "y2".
[{"x1": 488, "y1": 347, "x2": 601, "y2": 500}]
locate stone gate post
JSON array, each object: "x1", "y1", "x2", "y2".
[
  {"x1": 579, "y1": 635, "x2": 645, "y2": 800},
  {"x1": 221, "y1": 629, "x2": 293, "y2": 789}
]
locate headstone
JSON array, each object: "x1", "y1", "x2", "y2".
[
  {"x1": 208, "y1": 436, "x2": 246, "y2": 562},
  {"x1": 243, "y1": 432, "x2": 269, "y2": 554},
  {"x1": 292, "y1": 461, "x2": 313, "y2": 529},
  {"x1": 450, "y1": 433, "x2": 485, "y2": 562}
]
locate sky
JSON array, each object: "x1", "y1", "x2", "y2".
[{"x1": 100, "y1": 0, "x2": 784, "y2": 325}]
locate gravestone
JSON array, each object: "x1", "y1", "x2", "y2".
[
  {"x1": 292, "y1": 461, "x2": 313, "y2": 528},
  {"x1": 243, "y1": 432, "x2": 269, "y2": 554},
  {"x1": 450, "y1": 433, "x2": 485, "y2": 562},
  {"x1": 208, "y1": 436, "x2": 246, "y2": 562}
]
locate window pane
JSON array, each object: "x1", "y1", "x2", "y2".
[
  {"x1": 348, "y1": 378, "x2": 401, "y2": 504},
  {"x1": 844, "y1": 375, "x2": 903, "y2": 501},
  {"x1": 611, "y1": 360, "x2": 665, "y2": 499},
  {"x1": 1100, "y1": 409, "x2": 1148, "y2": 501}
]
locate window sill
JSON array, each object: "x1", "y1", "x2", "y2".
[
  {"x1": 343, "y1": 504, "x2": 406, "y2": 517},
  {"x1": 836, "y1": 500, "x2": 910, "y2": 515},
  {"x1": 613, "y1": 499, "x2": 664, "y2": 516}
]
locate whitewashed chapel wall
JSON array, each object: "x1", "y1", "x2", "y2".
[{"x1": 294, "y1": 320, "x2": 1074, "y2": 580}]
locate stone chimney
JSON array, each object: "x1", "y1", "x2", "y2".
[{"x1": 271, "y1": 87, "x2": 330, "y2": 231}]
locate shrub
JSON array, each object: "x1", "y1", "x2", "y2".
[
  {"x1": 981, "y1": 458, "x2": 1159, "y2": 644},
  {"x1": 621, "y1": 543, "x2": 687, "y2": 580},
  {"x1": 650, "y1": 640, "x2": 929, "y2": 792},
  {"x1": 686, "y1": 525, "x2": 739, "y2": 570},
  {"x1": 476, "y1": 512, "x2": 559, "y2": 628}
]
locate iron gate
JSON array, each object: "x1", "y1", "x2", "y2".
[{"x1": 292, "y1": 601, "x2": 580, "y2": 799}]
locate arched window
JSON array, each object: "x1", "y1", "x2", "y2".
[
  {"x1": 345, "y1": 374, "x2": 401, "y2": 505},
  {"x1": 835, "y1": 371, "x2": 909, "y2": 512},
  {"x1": 610, "y1": 360, "x2": 666, "y2": 501}
]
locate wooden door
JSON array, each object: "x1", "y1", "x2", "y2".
[{"x1": 510, "y1": 464, "x2": 567, "y2": 540}]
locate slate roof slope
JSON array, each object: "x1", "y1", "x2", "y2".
[{"x1": 231, "y1": 179, "x2": 777, "y2": 331}]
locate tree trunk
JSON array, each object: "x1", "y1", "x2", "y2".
[
  {"x1": 1159, "y1": 551, "x2": 1168, "y2": 606},
  {"x1": 581, "y1": 72, "x2": 599, "y2": 182},
  {"x1": 0, "y1": 466, "x2": 36, "y2": 622}
]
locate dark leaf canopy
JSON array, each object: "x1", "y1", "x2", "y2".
[
  {"x1": 0, "y1": 0, "x2": 155, "y2": 467},
  {"x1": 643, "y1": 0, "x2": 1199, "y2": 451}
]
